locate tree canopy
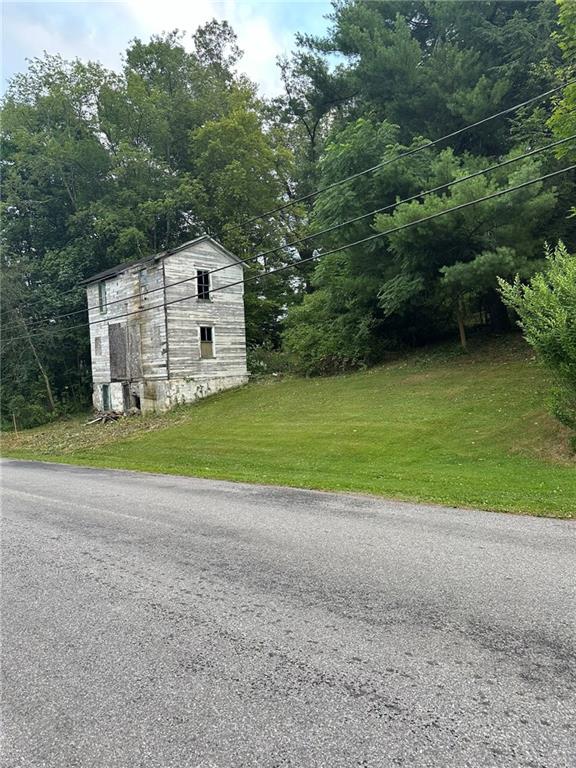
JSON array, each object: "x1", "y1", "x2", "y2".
[
  {"x1": 282, "y1": 0, "x2": 575, "y2": 372},
  {"x1": 2, "y1": 1, "x2": 575, "y2": 424},
  {"x1": 1, "y1": 25, "x2": 295, "y2": 424}
]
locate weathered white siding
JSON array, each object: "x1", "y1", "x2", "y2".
[
  {"x1": 87, "y1": 261, "x2": 167, "y2": 385},
  {"x1": 164, "y1": 240, "x2": 247, "y2": 381},
  {"x1": 86, "y1": 237, "x2": 248, "y2": 413},
  {"x1": 136, "y1": 262, "x2": 168, "y2": 381}
]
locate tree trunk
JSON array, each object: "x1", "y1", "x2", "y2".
[
  {"x1": 485, "y1": 289, "x2": 510, "y2": 333},
  {"x1": 457, "y1": 301, "x2": 468, "y2": 352},
  {"x1": 18, "y1": 313, "x2": 57, "y2": 411}
]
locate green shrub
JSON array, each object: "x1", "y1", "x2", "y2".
[
  {"x1": 247, "y1": 343, "x2": 294, "y2": 376},
  {"x1": 499, "y1": 242, "x2": 576, "y2": 441},
  {"x1": 2, "y1": 394, "x2": 57, "y2": 430},
  {"x1": 282, "y1": 289, "x2": 378, "y2": 376}
]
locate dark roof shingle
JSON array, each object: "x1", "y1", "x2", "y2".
[{"x1": 82, "y1": 235, "x2": 241, "y2": 285}]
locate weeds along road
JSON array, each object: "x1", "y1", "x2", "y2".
[{"x1": 2, "y1": 459, "x2": 575, "y2": 767}]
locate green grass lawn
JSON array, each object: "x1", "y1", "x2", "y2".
[{"x1": 2, "y1": 337, "x2": 575, "y2": 517}]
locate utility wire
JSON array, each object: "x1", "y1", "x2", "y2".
[
  {"x1": 8, "y1": 79, "x2": 575, "y2": 315},
  {"x1": 3, "y1": 164, "x2": 574, "y2": 346},
  {"x1": 7, "y1": 133, "x2": 574, "y2": 332}
]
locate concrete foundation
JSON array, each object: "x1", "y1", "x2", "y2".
[{"x1": 93, "y1": 375, "x2": 249, "y2": 415}]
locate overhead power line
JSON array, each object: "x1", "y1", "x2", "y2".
[
  {"x1": 230, "y1": 79, "x2": 576, "y2": 229},
  {"x1": 7, "y1": 133, "x2": 575, "y2": 332},
  {"x1": 8, "y1": 79, "x2": 575, "y2": 314},
  {"x1": 3, "y1": 164, "x2": 574, "y2": 346}
]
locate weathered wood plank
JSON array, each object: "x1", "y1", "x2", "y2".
[{"x1": 86, "y1": 237, "x2": 248, "y2": 409}]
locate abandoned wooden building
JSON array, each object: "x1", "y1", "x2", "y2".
[{"x1": 83, "y1": 236, "x2": 248, "y2": 414}]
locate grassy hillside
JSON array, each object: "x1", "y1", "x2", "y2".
[{"x1": 2, "y1": 337, "x2": 575, "y2": 517}]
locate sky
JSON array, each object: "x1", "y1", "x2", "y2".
[{"x1": 1, "y1": 0, "x2": 334, "y2": 96}]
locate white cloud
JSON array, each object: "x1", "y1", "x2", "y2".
[
  {"x1": 2, "y1": 1, "x2": 305, "y2": 96},
  {"x1": 123, "y1": 0, "x2": 292, "y2": 95},
  {"x1": 5, "y1": 15, "x2": 78, "y2": 64},
  {"x1": 2, "y1": 4, "x2": 127, "y2": 85},
  {"x1": 124, "y1": 0, "x2": 225, "y2": 32},
  {"x1": 234, "y1": 13, "x2": 294, "y2": 95}
]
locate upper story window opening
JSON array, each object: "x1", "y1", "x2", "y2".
[
  {"x1": 197, "y1": 269, "x2": 210, "y2": 300},
  {"x1": 138, "y1": 269, "x2": 149, "y2": 305},
  {"x1": 98, "y1": 282, "x2": 107, "y2": 313}
]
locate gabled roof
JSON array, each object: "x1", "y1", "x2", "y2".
[{"x1": 82, "y1": 235, "x2": 242, "y2": 285}]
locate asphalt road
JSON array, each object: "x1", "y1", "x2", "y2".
[{"x1": 2, "y1": 459, "x2": 575, "y2": 768}]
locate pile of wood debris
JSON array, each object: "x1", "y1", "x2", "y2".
[{"x1": 86, "y1": 411, "x2": 122, "y2": 425}]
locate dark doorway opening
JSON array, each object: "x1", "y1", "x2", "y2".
[
  {"x1": 102, "y1": 383, "x2": 111, "y2": 411},
  {"x1": 122, "y1": 383, "x2": 131, "y2": 412},
  {"x1": 131, "y1": 386, "x2": 141, "y2": 412}
]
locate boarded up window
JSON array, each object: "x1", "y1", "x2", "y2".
[
  {"x1": 200, "y1": 326, "x2": 214, "y2": 358},
  {"x1": 109, "y1": 323, "x2": 127, "y2": 381},
  {"x1": 94, "y1": 337, "x2": 102, "y2": 355},
  {"x1": 127, "y1": 324, "x2": 142, "y2": 379},
  {"x1": 197, "y1": 269, "x2": 210, "y2": 300},
  {"x1": 108, "y1": 323, "x2": 141, "y2": 381}
]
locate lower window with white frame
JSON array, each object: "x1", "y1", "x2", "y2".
[{"x1": 199, "y1": 326, "x2": 214, "y2": 359}]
